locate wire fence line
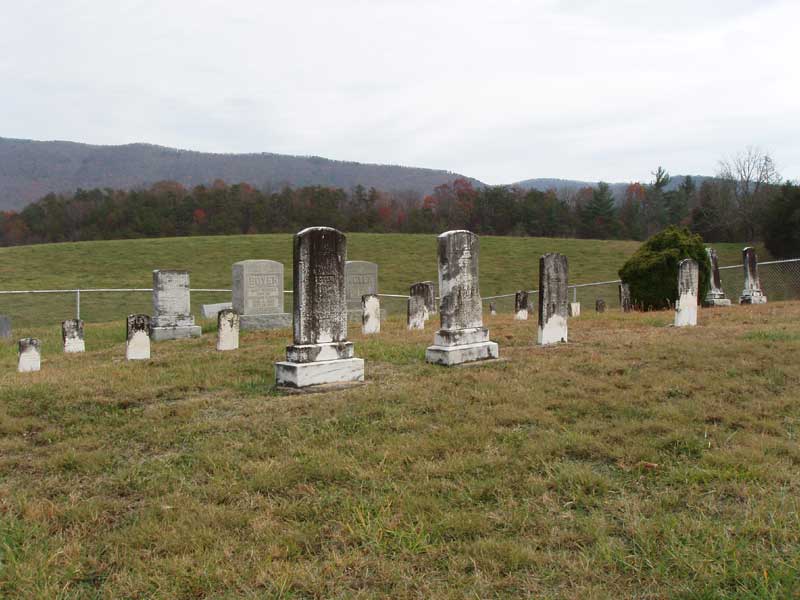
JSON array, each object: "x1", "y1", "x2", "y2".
[{"x1": 2, "y1": 258, "x2": 799, "y2": 328}]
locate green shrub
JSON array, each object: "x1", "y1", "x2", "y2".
[{"x1": 618, "y1": 226, "x2": 710, "y2": 310}]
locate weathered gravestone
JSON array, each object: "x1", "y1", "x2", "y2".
[
  {"x1": 126, "y1": 314, "x2": 151, "y2": 360},
  {"x1": 151, "y1": 270, "x2": 201, "y2": 341},
  {"x1": 704, "y1": 247, "x2": 731, "y2": 307},
  {"x1": 489, "y1": 301, "x2": 497, "y2": 316},
  {"x1": 0, "y1": 315, "x2": 11, "y2": 339},
  {"x1": 202, "y1": 302, "x2": 233, "y2": 319},
  {"x1": 514, "y1": 291, "x2": 529, "y2": 321},
  {"x1": 216, "y1": 309, "x2": 240, "y2": 351},
  {"x1": 232, "y1": 260, "x2": 291, "y2": 330},
  {"x1": 538, "y1": 253, "x2": 569, "y2": 345},
  {"x1": 407, "y1": 294, "x2": 427, "y2": 330},
  {"x1": 739, "y1": 247, "x2": 767, "y2": 304},
  {"x1": 674, "y1": 258, "x2": 699, "y2": 327},
  {"x1": 362, "y1": 294, "x2": 380, "y2": 335},
  {"x1": 275, "y1": 227, "x2": 365, "y2": 388},
  {"x1": 18, "y1": 338, "x2": 41, "y2": 372},
  {"x1": 619, "y1": 283, "x2": 633, "y2": 313},
  {"x1": 346, "y1": 261, "x2": 379, "y2": 322},
  {"x1": 410, "y1": 281, "x2": 436, "y2": 320},
  {"x1": 595, "y1": 299, "x2": 606, "y2": 313},
  {"x1": 569, "y1": 302, "x2": 581, "y2": 317},
  {"x1": 62, "y1": 319, "x2": 85, "y2": 353},
  {"x1": 425, "y1": 230, "x2": 499, "y2": 366}
]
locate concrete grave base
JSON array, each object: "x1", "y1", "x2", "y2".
[
  {"x1": 276, "y1": 380, "x2": 368, "y2": 395},
  {"x1": 740, "y1": 292, "x2": 767, "y2": 305},
  {"x1": 425, "y1": 340, "x2": 499, "y2": 366},
  {"x1": 275, "y1": 357, "x2": 365, "y2": 388},
  {"x1": 240, "y1": 313, "x2": 291, "y2": 331},
  {"x1": 704, "y1": 298, "x2": 732, "y2": 307},
  {"x1": 151, "y1": 325, "x2": 202, "y2": 341}
]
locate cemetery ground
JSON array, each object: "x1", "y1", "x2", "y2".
[{"x1": 2, "y1": 302, "x2": 799, "y2": 597}]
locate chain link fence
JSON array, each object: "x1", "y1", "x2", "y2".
[{"x1": 718, "y1": 259, "x2": 800, "y2": 303}]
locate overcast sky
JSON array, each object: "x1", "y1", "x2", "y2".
[{"x1": 2, "y1": 0, "x2": 798, "y2": 184}]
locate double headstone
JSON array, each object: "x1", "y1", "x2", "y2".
[
  {"x1": 18, "y1": 338, "x2": 41, "y2": 372},
  {"x1": 704, "y1": 247, "x2": 731, "y2": 306},
  {"x1": 514, "y1": 290, "x2": 529, "y2": 320},
  {"x1": 362, "y1": 294, "x2": 380, "y2": 335},
  {"x1": 151, "y1": 270, "x2": 201, "y2": 341},
  {"x1": 232, "y1": 260, "x2": 291, "y2": 330},
  {"x1": 346, "y1": 261, "x2": 379, "y2": 322},
  {"x1": 619, "y1": 283, "x2": 633, "y2": 313},
  {"x1": 126, "y1": 314, "x2": 151, "y2": 360},
  {"x1": 538, "y1": 253, "x2": 569, "y2": 345},
  {"x1": 739, "y1": 247, "x2": 767, "y2": 304},
  {"x1": 425, "y1": 230, "x2": 498, "y2": 365},
  {"x1": 674, "y1": 259, "x2": 699, "y2": 327},
  {"x1": 275, "y1": 227, "x2": 365, "y2": 388},
  {"x1": 408, "y1": 281, "x2": 435, "y2": 330},
  {"x1": 62, "y1": 319, "x2": 85, "y2": 353},
  {"x1": 0, "y1": 315, "x2": 11, "y2": 339},
  {"x1": 216, "y1": 309, "x2": 240, "y2": 351}
]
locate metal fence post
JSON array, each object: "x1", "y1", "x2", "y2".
[{"x1": 76, "y1": 289, "x2": 81, "y2": 320}]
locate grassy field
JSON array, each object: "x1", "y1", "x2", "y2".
[
  {"x1": 1, "y1": 300, "x2": 799, "y2": 597},
  {"x1": 0, "y1": 234, "x2": 760, "y2": 327}
]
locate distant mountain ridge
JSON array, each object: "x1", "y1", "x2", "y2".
[
  {"x1": 513, "y1": 176, "x2": 714, "y2": 201},
  {"x1": 0, "y1": 137, "x2": 484, "y2": 211}
]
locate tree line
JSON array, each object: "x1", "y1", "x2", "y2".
[{"x1": 2, "y1": 147, "x2": 798, "y2": 257}]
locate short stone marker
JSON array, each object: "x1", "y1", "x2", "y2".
[
  {"x1": 739, "y1": 247, "x2": 767, "y2": 304},
  {"x1": 18, "y1": 338, "x2": 41, "y2": 372},
  {"x1": 346, "y1": 261, "x2": 379, "y2": 322},
  {"x1": 489, "y1": 301, "x2": 497, "y2": 316},
  {"x1": 362, "y1": 294, "x2": 380, "y2": 335},
  {"x1": 201, "y1": 302, "x2": 233, "y2": 319},
  {"x1": 595, "y1": 299, "x2": 606, "y2": 313},
  {"x1": 0, "y1": 315, "x2": 11, "y2": 339},
  {"x1": 62, "y1": 319, "x2": 85, "y2": 353},
  {"x1": 674, "y1": 258, "x2": 699, "y2": 327},
  {"x1": 275, "y1": 227, "x2": 365, "y2": 388},
  {"x1": 619, "y1": 283, "x2": 633, "y2": 313},
  {"x1": 407, "y1": 294, "x2": 427, "y2": 330},
  {"x1": 216, "y1": 309, "x2": 239, "y2": 351},
  {"x1": 538, "y1": 253, "x2": 569, "y2": 345},
  {"x1": 126, "y1": 314, "x2": 152, "y2": 360},
  {"x1": 569, "y1": 302, "x2": 581, "y2": 317},
  {"x1": 514, "y1": 290, "x2": 529, "y2": 320},
  {"x1": 409, "y1": 281, "x2": 436, "y2": 320},
  {"x1": 704, "y1": 247, "x2": 731, "y2": 306},
  {"x1": 232, "y1": 260, "x2": 291, "y2": 330},
  {"x1": 425, "y1": 230, "x2": 499, "y2": 366},
  {"x1": 151, "y1": 270, "x2": 202, "y2": 341}
]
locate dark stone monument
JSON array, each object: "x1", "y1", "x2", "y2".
[
  {"x1": 739, "y1": 247, "x2": 767, "y2": 304},
  {"x1": 514, "y1": 290, "x2": 529, "y2": 320},
  {"x1": 595, "y1": 299, "x2": 606, "y2": 313},
  {"x1": 619, "y1": 283, "x2": 633, "y2": 313},
  {"x1": 704, "y1": 247, "x2": 731, "y2": 307},
  {"x1": 538, "y1": 253, "x2": 569, "y2": 345}
]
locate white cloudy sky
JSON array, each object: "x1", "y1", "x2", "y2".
[{"x1": 2, "y1": 0, "x2": 798, "y2": 183}]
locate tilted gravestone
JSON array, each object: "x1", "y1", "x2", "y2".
[
  {"x1": 151, "y1": 270, "x2": 201, "y2": 341},
  {"x1": 62, "y1": 319, "x2": 85, "y2": 353},
  {"x1": 595, "y1": 299, "x2": 606, "y2": 313},
  {"x1": 232, "y1": 260, "x2": 290, "y2": 330},
  {"x1": 619, "y1": 283, "x2": 633, "y2": 313},
  {"x1": 674, "y1": 258, "x2": 699, "y2": 327},
  {"x1": 126, "y1": 314, "x2": 152, "y2": 360},
  {"x1": 704, "y1": 247, "x2": 731, "y2": 307},
  {"x1": 739, "y1": 247, "x2": 767, "y2": 304},
  {"x1": 0, "y1": 315, "x2": 11, "y2": 339},
  {"x1": 514, "y1": 290, "x2": 529, "y2": 320},
  {"x1": 345, "y1": 261, "x2": 379, "y2": 322},
  {"x1": 538, "y1": 253, "x2": 569, "y2": 345},
  {"x1": 216, "y1": 309, "x2": 240, "y2": 351},
  {"x1": 425, "y1": 230, "x2": 498, "y2": 366},
  {"x1": 275, "y1": 227, "x2": 364, "y2": 388},
  {"x1": 409, "y1": 281, "x2": 436, "y2": 321},
  {"x1": 18, "y1": 338, "x2": 41, "y2": 372},
  {"x1": 361, "y1": 294, "x2": 380, "y2": 335}
]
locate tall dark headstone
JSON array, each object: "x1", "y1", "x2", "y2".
[
  {"x1": 538, "y1": 253, "x2": 569, "y2": 345},
  {"x1": 619, "y1": 283, "x2": 633, "y2": 313},
  {"x1": 740, "y1": 247, "x2": 767, "y2": 304},
  {"x1": 514, "y1": 290, "x2": 529, "y2": 320},
  {"x1": 704, "y1": 247, "x2": 731, "y2": 307}
]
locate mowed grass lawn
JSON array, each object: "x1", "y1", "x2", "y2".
[
  {"x1": 0, "y1": 234, "x2": 760, "y2": 327},
  {"x1": 1, "y1": 301, "x2": 799, "y2": 598}
]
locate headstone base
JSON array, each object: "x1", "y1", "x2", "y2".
[
  {"x1": 276, "y1": 380, "x2": 367, "y2": 395},
  {"x1": 240, "y1": 313, "x2": 292, "y2": 331},
  {"x1": 739, "y1": 292, "x2": 767, "y2": 305},
  {"x1": 425, "y1": 340, "x2": 499, "y2": 366},
  {"x1": 275, "y1": 357, "x2": 365, "y2": 388},
  {"x1": 151, "y1": 325, "x2": 202, "y2": 341},
  {"x1": 704, "y1": 297, "x2": 732, "y2": 307}
]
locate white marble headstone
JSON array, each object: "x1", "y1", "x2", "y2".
[{"x1": 18, "y1": 338, "x2": 41, "y2": 372}]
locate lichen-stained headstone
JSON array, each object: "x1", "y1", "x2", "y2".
[
  {"x1": 275, "y1": 227, "x2": 364, "y2": 388},
  {"x1": 62, "y1": 319, "x2": 85, "y2": 353},
  {"x1": 619, "y1": 283, "x2": 633, "y2": 313},
  {"x1": 407, "y1": 295, "x2": 427, "y2": 330},
  {"x1": 0, "y1": 315, "x2": 11, "y2": 339},
  {"x1": 514, "y1": 290, "x2": 529, "y2": 320},
  {"x1": 346, "y1": 261, "x2": 378, "y2": 321},
  {"x1": 409, "y1": 281, "x2": 435, "y2": 320},
  {"x1": 537, "y1": 253, "x2": 569, "y2": 345},
  {"x1": 739, "y1": 247, "x2": 767, "y2": 304},
  {"x1": 216, "y1": 309, "x2": 240, "y2": 351},
  {"x1": 151, "y1": 270, "x2": 201, "y2": 341},
  {"x1": 595, "y1": 299, "x2": 606, "y2": 313},
  {"x1": 126, "y1": 314, "x2": 151, "y2": 360},
  {"x1": 362, "y1": 294, "x2": 380, "y2": 335},
  {"x1": 18, "y1": 338, "x2": 41, "y2": 372},
  {"x1": 425, "y1": 230, "x2": 498, "y2": 366},
  {"x1": 232, "y1": 260, "x2": 290, "y2": 330},
  {"x1": 569, "y1": 302, "x2": 581, "y2": 317},
  {"x1": 674, "y1": 258, "x2": 699, "y2": 327},
  {"x1": 704, "y1": 247, "x2": 731, "y2": 307}
]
